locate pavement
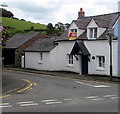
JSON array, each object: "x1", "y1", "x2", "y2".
[{"x1": 2, "y1": 67, "x2": 120, "y2": 95}]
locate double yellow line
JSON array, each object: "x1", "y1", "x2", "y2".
[
  {"x1": 17, "y1": 79, "x2": 33, "y2": 93},
  {"x1": 0, "y1": 79, "x2": 36, "y2": 98}
]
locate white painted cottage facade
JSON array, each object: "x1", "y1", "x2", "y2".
[{"x1": 23, "y1": 9, "x2": 120, "y2": 77}]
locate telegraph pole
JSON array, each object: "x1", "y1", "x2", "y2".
[{"x1": 106, "y1": 32, "x2": 113, "y2": 81}]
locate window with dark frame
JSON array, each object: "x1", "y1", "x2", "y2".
[
  {"x1": 70, "y1": 29, "x2": 77, "y2": 33},
  {"x1": 40, "y1": 53, "x2": 43, "y2": 61}
]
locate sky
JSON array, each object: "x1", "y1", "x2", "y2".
[{"x1": 0, "y1": 0, "x2": 120, "y2": 25}]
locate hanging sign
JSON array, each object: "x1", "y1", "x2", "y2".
[{"x1": 69, "y1": 32, "x2": 77, "y2": 40}]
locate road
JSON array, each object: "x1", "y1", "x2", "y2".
[{"x1": 1, "y1": 70, "x2": 119, "y2": 112}]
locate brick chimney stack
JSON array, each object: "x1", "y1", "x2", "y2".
[{"x1": 78, "y1": 8, "x2": 85, "y2": 18}]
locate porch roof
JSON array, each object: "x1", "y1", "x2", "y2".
[{"x1": 70, "y1": 41, "x2": 90, "y2": 56}]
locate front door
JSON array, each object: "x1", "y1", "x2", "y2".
[{"x1": 81, "y1": 55, "x2": 88, "y2": 75}]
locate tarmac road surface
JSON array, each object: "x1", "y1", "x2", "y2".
[{"x1": 1, "y1": 70, "x2": 119, "y2": 113}]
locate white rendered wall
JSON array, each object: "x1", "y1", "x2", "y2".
[
  {"x1": 24, "y1": 40, "x2": 118, "y2": 76},
  {"x1": 54, "y1": 41, "x2": 80, "y2": 73},
  {"x1": 87, "y1": 19, "x2": 106, "y2": 38},
  {"x1": 24, "y1": 41, "x2": 80, "y2": 73},
  {"x1": 69, "y1": 22, "x2": 85, "y2": 37},
  {"x1": 84, "y1": 40, "x2": 118, "y2": 76},
  {"x1": 25, "y1": 52, "x2": 50, "y2": 71},
  {"x1": 98, "y1": 28, "x2": 106, "y2": 37}
]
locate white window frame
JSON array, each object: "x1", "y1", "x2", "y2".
[
  {"x1": 96, "y1": 56, "x2": 105, "y2": 70},
  {"x1": 89, "y1": 28, "x2": 97, "y2": 39},
  {"x1": 67, "y1": 54, "x2": 74, "y2": 66}
]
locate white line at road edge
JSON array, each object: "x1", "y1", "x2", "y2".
[{"x1": 75, "y1": 81, "x2": 110, "y2": 88}]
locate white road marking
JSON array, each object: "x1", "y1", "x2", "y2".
[
  {"x1": 0, "y1": 103, "x2": 12, "y2": 108},
  {"x1": 17, "y1": 101, "x2": 34, "y2": 104},
  {"x1": 103, "y1": 95, "x2": 116, "y2": 97},
  {"x1": 94, "y1": 85, "x2": 110, "y2": 88},
  {"x1": 45, "y1": 101, "x2": 62, "y2": 105},
  {"x1": 91, "y1": 98, "x2": 104, "y2": 101},
  {"x1": 41, "y1": 99, "x2": 58, "y2": 103},
  {"x1": 20, "y1": 103, "x2": 38, "y2": 107},
  {"x1": 85, "y1": 96, "x2": 98, "y2": 99},
  {"x1": 17, "y1": 101, "x2": 38, "y2": 107},
  {"x1": 33, "y1": 82, "x2": 37, "y2": 86},
  {"x1": 0, "y1": 103, "x2": 9, "y2": 105},
  {"x1": 64, "y1": 98, "x2": 72, "y2": 101},
  {"x1": 110, "y1": 97, "x2": 120, "y2": 100},
  {"x1": 75, "y1": 81, "x2": 110, "y2": 88}
]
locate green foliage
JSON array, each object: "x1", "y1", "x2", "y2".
[
  {"x1": 1, "y1": 17, "x2": 47, "y2": 46},
  {"x1": 46, "y1": 22, "x2": 70, "y2": 36},
  {"x1": 1, "y1": 8, "x2": 14, "y2": 18},
  {"x1": 2, "y1": 27, "x2": 14, "y2": 46},
  {"x1": 46, "y1": 23, "x2": 55, "y2": 35},
  {"x1": 1, "y1": 17, "x2": 47, "y2": 33}
]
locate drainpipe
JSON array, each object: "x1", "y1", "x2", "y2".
[{"x1": 24, "y1": 51, "x2": 25, "y2": 69}]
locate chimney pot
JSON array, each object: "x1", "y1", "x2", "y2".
[{"x1": 78, "y1": 8, "x2": 85, "y2": 18}]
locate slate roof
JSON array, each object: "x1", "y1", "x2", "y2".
[
  {"x1": 5, "y1": 32, "x2": 47, "y2": 49},
  {"x1": 74, "y1": 21, "x2": 88, "y2": 29},
  {"x1": 24, "y1": 38, "x2": 56, "y2": 52},
  {"x1": 70, "y1": 41, "x2": 90, "y2": 56},
  {"x1": 56, "y1": 12, "x2": 120, "y2": 41}
]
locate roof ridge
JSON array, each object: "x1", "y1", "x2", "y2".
[{"x1": 84, "y1": 12, "x2": 120, "y2": 18}]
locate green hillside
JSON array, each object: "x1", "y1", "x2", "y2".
[{"x1": 1, "y1": 17, "x2": 47, "y2": 32}]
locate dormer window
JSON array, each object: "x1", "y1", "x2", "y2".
[
  {"x1": 70, "y1": 29, "x2": 77, "y2": 33},
  {"x1": 89, "y1": 28, "x2": 97, "y2": 38}
]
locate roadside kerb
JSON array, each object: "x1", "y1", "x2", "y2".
[{"x1": 6, "y1": 67, "x2": 120, "y2": 84}]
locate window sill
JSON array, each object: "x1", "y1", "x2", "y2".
[
  {"x1": 66, "y1": 64, "x2": 74, "y2": 67},
  {"x1": 88, "y1": 38, "x2": 97, "y2": 40},
  {"x1": 38, "y1": 61, "x2": 43, "y2": 64},
  {"x1": 96, "y1": 67, "x2": 105, "y2": 71}
]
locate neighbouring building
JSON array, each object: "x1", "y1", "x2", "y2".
[
  {"x1": 3, "y1": 32, "x2": 48, "y2": 67},
  {"x1": 24, "y1": 9, "x2": 120, "y2": 77},
  {"x1": 118, "y1": 1, "x2": 120, "y2": 76},
  {"x1": 24, "y1": 38, "x2": 57, "y2": 70}
]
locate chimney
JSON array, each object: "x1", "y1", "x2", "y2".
[{"x1": 78, "y1": 8, "x2": 85, "y2": 18}]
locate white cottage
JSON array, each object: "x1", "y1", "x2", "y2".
[{"x1": 24, "y1": 9, "x2": 120, "y2": 77}]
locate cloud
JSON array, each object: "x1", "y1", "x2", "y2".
[{"x1": 1, "y1": 0, "x2": 119, "y2": 25}]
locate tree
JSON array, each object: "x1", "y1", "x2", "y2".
[
  {"x1": 55, "y1": 22, "x2": 65, "y2": 30},
  {"x1": 46, "y1": 23, "x2": 55, "y2": 35},
  {"x1": 64, "y1": 23, "x2": 70, "y2": 30},
  {"x1": 1, "y1": 8, "x2": 14, "y2": 18},
  {"x1": 2, "y1": 27, "x2": 15, "y2": 46},
  {"x1": 46, "y1": 22, "x2": 70, "y2": 36}
]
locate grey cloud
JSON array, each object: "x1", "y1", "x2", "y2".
[
  {"x1": 7, "y1": 2, "x2": 62, "y2": 23},
  {"x1": 8, "y1": 2, "x2": 60, "y2": 14}
]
